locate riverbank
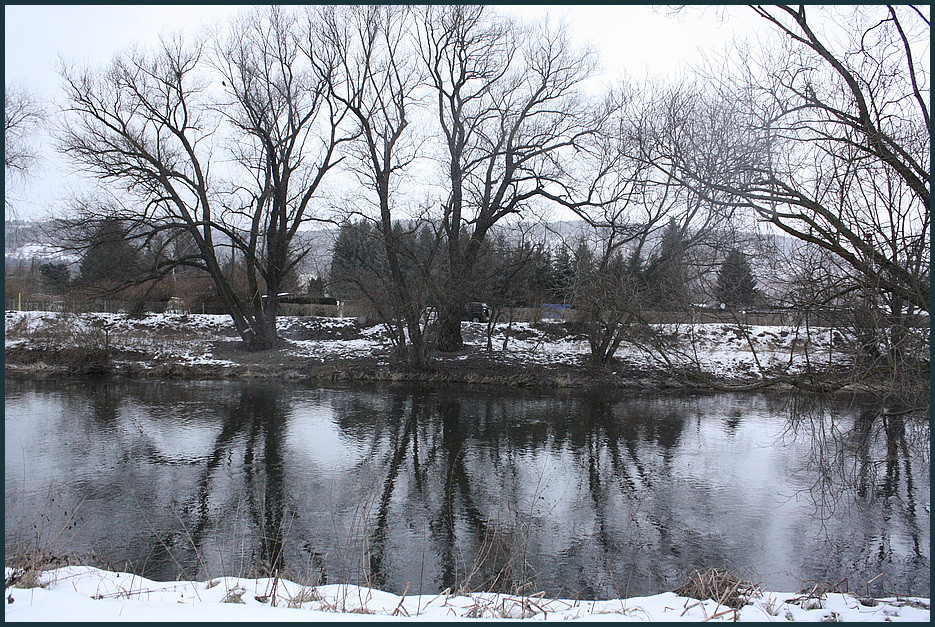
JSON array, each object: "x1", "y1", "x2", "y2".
[
  {"x1": 5, "y1": 565, "x2": 929, "y2": 622},
  {"x1": 3, "y1": 310, "x2": 874, "y2": 391}
]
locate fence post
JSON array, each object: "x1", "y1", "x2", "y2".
[{"x1": 18, "y1": 293, "x2": 22, "y2": 311}]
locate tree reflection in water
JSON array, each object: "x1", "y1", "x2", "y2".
[
  {"x1": 138, "y1": 386, "x2": 294, "y2": 581},
  {"x1": 3, "y1": 378, "x2": 929, "y2": 599},
  {"x1": 783, "y1": 395, "x2": 928, "y2": 594}
]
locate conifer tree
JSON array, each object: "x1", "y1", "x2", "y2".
[
  {"x1": 78, "y1": 218, "x2": 142, "y2": 285},
  {"x1": 38, "y1": 262, "x2": 70, "y2": 294},
  {"x1": 643, "y1": 218, "x2": 689, "y2": 309},
  {"x1": 551, "y1": 246, "x2": 575, "y2": 303},
  {"x1": 715, "y1": 248, "x2": 758, "y2": 307}
]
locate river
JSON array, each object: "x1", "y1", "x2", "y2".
[{"x1": 4, "y1": 377, "x2": 929, "y2": 599}]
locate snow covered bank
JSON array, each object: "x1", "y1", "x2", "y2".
[
  {"x1": 4, "y1": 310, "x2": 872, "y2": 390},
  {"x1": 4, "y1": 566, "x2": 929, "y2": 622}
]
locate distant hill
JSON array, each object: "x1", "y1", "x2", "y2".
[
  {"x1": 5, "y1": 220, "x2": 53, "y2": 252},
  {"x1": 5, "y1": 220, "x2": 81, "y2": 267},
  {"x1": 4, "y1": 219, "x2": 339, "y2": 279}
]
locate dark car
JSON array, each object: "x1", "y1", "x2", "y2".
[{"x1": 463, "y1": 302, "x2": 490, "y2": 323}]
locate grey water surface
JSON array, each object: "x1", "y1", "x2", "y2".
[{"x1": 5, "y1": 377, "x2": 929, "y2": 599}]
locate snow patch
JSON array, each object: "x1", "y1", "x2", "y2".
[{"x1": 5, "y1": 566, "x2": 929, "y2": 622}]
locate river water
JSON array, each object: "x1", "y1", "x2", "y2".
[{"x1": 4, "y1": 377, "x2": 929, "y2": 599}]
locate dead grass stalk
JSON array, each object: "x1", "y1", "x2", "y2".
[{"x1": 674, "y1": 567, "x2": 760, "y2": 610}]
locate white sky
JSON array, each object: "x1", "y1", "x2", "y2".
[{"x1": 4, "y1": 4, "x2": 766, "y2": 221}]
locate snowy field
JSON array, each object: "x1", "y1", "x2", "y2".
[
  {"x1": 5, "y1": 566, "x2": 929, "y2": 622},
  {"x1": 4, "y1": 310, "x2": 851, "y2": 382}
]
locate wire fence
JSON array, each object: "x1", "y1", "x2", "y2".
[
  {"x1": 6, "y1": 297, "x2": 927, "y2": 329},
  {"x1": 6, "y1": 298, "x2": 201, "y2": 315}
]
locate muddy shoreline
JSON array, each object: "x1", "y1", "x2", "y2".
[
  {"x1": 4, "y1": 340, "x2": 872, "y2": 395},
  {"x1": 4, "y1": 341, "x2": 671, "y2": 390}
]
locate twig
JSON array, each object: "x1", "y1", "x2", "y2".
[
  {"x1": 701, "y1": 607, "x2": 737, "y2": 622},
  {"x1": 681, "y1": 600, "x2": 704, "y2": 616},
  {"x1": 392, "y1": 583, "x2": 410, "y2": 617}
]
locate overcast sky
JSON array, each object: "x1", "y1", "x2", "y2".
[{"x1": 4, "y1": 4, "x2": 765, "y2": 221}]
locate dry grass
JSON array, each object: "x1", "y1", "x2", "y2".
[
  {"x1": 785, "y1": 579, "x2": 849, "y2": 610},
  {"x1": 5, "y1": 565, "x2": 45, "y2": 590},
  {"x1": 345, "y1": 606, "x2": 376, "y2": 614},
  {"x1": 4, "y1": 552, "x2": 78, "y2": 590},
  {"x1": 6, "y1": 484, "x2": 88, "y2": 590},
  {"x1": 220, "y1": 586, "x2": 247, "y2": 603},
  {"x1": 456, "y1": 523, "x2": 520, "y2": 595},
  {"x1": 674, "y1": 567, "x2": 761, "y2": 610},
  {"x1": 5, "y1": 313, "x2": 115, "y2": 373},
  {"x1": 460, "y1": 591, "x2": 574, "y2": 619},
  {"x1": 285, "y1": 586, "x2": 322, "y2": 608}
]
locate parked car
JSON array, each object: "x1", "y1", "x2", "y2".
[
  {"x1": 420, "y1": 302, "x2": 490, "y2": 324},
  {"x1": 463, "y1": 302, "x2": 490, "y2": 323}
]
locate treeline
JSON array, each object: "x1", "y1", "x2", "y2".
[
  {"x1": 330, "y1": 218, "x2": 759, "y2": 310},
  {"x1": 24, "y1": 5, "x2": 927, "y2": 391}
]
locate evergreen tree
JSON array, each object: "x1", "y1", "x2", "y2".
[
  {"x1": 329, "y1": 219, "x2": 438, "y2": 303},
  {"x1": 570, "y1": 240, "x2": 595, "y2": 299},
  {"x1": 78, "y1": 218, "x2": 142, "y2": 285},
  {"x1": 329, "y1": 220, "x2": 389, "y2": 300},
  {"x1": 38, "y1": 262, "x2": 70, "y2": 294},
  {"x1": 305, "y1": 276, "x2": 325, "y2": 298},
  {"x1": 551, "y1": 245, "x2": 575, "y2": 303},
  {"x1": 525, "y1": 243, "x2": 553, "y2": 305},
  {"x1": 715, "y1": 248, "x2": 758, "y2": 307},
  {"x1": 572, "y1": 240, "x2": 593, "y2": 272},
  {"x1": 483, "y1": 240, "x2": 553, "y2": 308},
  {"x1": 643, "y1": 218, "x2": 689, "y2": 309}
]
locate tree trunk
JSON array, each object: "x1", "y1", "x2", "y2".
[
  {"x1": 255, "y1": 307, "x2": 279, "y2": 350},
  {"x1": 254, "y1": 268, "x2": 282, "y2": 350},
  {"x1": 402, "y1": 324, "x2": 430, "y2": 370},
  {"x1": 887, "y1": 296, "x2": 907, "y2": 370},
  {"x1": 436, "y1": 306, "x2": 464, "y2": 352}
]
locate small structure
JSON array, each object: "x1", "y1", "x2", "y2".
[
  {"x1": 166, "y1": 297, "x2": 188, "y2": 314},
  {"x1": 541, "y1": 303, "x2": 572, "y2": 321}
]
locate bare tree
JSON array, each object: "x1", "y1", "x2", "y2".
[
  {"x1": 56, "y1": 7, "x2": 349, "y2": 349},
  {"x1": 4, "y1": 84, "x2": 44, "y2": 177},
  {"x1": 652, "y1": 6, "x2": 929, "y2": 315},
  {"x1": 5, "y1": 84, "x2": 45, "y2": 215},
  {"x1": 212, "y1": 6, "x2": 352, "y2": 344},
  {"x1": 569, "y1": 85, "x2": 740, "y2": 366},
  {"x1": 417, "y1": 6, "x2": 611, "y2": 351},
  {"x1": 315, "y1": 5, "x2": 437, "y2": 367},
  {"x1": 565, "y1": 116, "x2": 670, "y2": 365}
]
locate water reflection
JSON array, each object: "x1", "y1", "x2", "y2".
[
  {"x1": 4, "y1": 378, "x2": 929, "y2": 599},
  {"x1": 783, "y1": 395, "x2": 929, "y2": 586}
]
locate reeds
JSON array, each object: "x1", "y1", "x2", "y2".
[{"x1": 674, "y1": 567, "x2": 760, "y2": 610}]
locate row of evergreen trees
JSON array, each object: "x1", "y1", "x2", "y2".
[
  {"x1": 36, "y1": 218, "x2": 219, "y2": 303},
  {"x1": 329, "y1": 220, "x2": 761, "y2": 312},
  {"x1": 48, "y1": 217, "x2": 758, "y2": 311}
]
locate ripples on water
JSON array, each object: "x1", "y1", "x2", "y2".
[{"x1": 4, "y1": 377, "x2": 929, "y2": 599}]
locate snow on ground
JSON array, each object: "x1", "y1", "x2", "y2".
[
  {"x1": 5, "y1": 310, "x2": 848, "y2": 378},
  {"x1": 5, "y1": 566, "x2": 930, "y2": 622},
  {"x1": 5, "y1": 243, "x2": 80, "y2": 264},
  {"x1": 462, "y1": 320, "x2": 845, "y2": 377}
]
